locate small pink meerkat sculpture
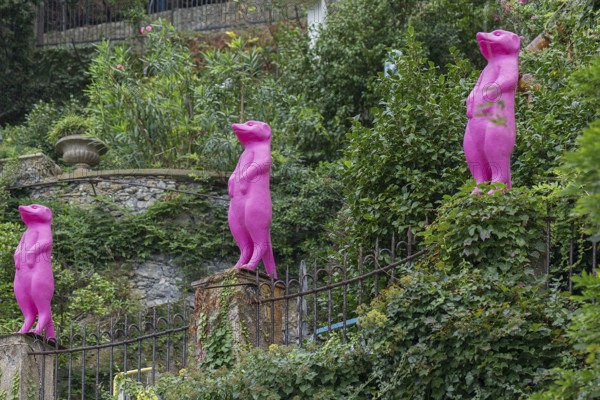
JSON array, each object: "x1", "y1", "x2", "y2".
[
  {"x1": 14, "y1": 204, "x2": 56, "y2": 339},
  {"x1": 464, "y1": 29, "x2": 520, "y2": 194},
  {"x1": 228, "y1": 121, "x2": 277, "y2": 279}
]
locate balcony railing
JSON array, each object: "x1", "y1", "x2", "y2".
[{"x1": 36, "y1": 0, "x2": 306, "y2": 46}]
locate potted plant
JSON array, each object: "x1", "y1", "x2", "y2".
[{"x1": 49, "y1": 114, "x2": 108, "y2": 171}]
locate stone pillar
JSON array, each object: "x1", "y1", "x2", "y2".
[
  {"x1": 190, "y1": 268, "x2": 287, "y2": 365},
  {"x1": 0, "y1": 334, "x2": 56, "y2": 400}
]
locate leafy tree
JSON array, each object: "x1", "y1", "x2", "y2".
[
  {"x1": 340, "y1": 28, "x2": 474, "y2": 246},
  {"x1": 87, "y1": 20, "x2": 199, "y2": 168},
  {"x1": 560, "y1": 55, "x2": 600, "y2": 236},
  {"x1": 0, "y1": 0, "x2": 38, "y2": 125},
  {"x1": 531, "y1": 272, "x2": 600, "y2": 399},
  {"x1": 276, "y1": 0, "x2": 418, "y2": 149}
]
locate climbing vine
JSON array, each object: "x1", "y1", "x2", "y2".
[{"x1": 196, "y1": 270, "x2": 237, "y2": 370}]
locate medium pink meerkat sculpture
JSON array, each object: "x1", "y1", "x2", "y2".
[
  {"x1": 14, "y1": 204, "x2": 56, "y2": 339},
  {"x1": 464, "y1": 29, "x2": 520, "y2": 194},
  {"x1": 228, "y1": 120, "x2": 277, "y2": 279}
]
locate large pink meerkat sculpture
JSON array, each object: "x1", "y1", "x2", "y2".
[
  {"x1": 14, "y1": 204, "x2": 56, "y2": 339},
  {"x1": 464, "y1": 29, "x2": 520, "y2": 194},
  {"x1": 228, "y1": 120, "x2": 277, "y2": 279}
]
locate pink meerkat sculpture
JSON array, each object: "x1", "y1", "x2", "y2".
[
  {"x1": 464, "y1": 29, "x2": 520, "y2": 194},
  {"x1": 14, "y1": 204, "x2": 56, "y2": 339},
  {"x1": 228, "y1": 120, "x2": 277, "y2": 279}
]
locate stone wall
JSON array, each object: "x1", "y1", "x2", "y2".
[
  {"x1": 22, "y1": 169, "x2": 227, "y2": 215},
  {"x1": 0, "y1": 153, "x2": 61, "y2": 185}
]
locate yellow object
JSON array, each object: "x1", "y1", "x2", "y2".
[{"x1": 113, "y1": 367, "x2": 153, "y2": 397}]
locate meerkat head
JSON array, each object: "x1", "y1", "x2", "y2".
[
  {"x1": 18, "y1": 204, "x2": 52, "y2": 225},
  {"x1": 476, "y1": 30, "x2": 520, "y2": 60},
  {"x1": 232, "y1": 121, "x2": 272, "y2": 146}
]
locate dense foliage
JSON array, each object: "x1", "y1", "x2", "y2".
[
  {"x1": 0, "y1": 0, "x2": 39, "y2": 125},
  {"x1": 0, "y1": 222, "x2": 22, "y2": 331},
  {"x1": 560, "y1": 55, "x2": 600, "y2": 236},
  {"x1": 340, "y1": 0, "x2": 599, "y2": 248},
  {"x1": 0, "y1": 99, "x2": 83, "y2": 160},
  {"x1": 341, "y1": 28, "x2": 474, "y2": 244},
  {"x1": 159, "y1": 336, "x2": 373, "y2": 400},
  {"x1": 1, "y1": 0, "x2": 599, "y2": 397},
  {"x1": 0, "y1": 0, "x2": 93, "y2": 126},
  {"x1": 531, "y1": 272, "x2": 600, "y2": 399}
]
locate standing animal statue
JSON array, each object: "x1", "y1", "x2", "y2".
[
  {"x1": 14, "y1": 204, "x2": 55, "y2": 339},
  {"x1": 228, "y1": 121, "x2": 277, "y2": 279},
  {"x1": 464, "y1": 29, "x2": 520, "y2": 194}
]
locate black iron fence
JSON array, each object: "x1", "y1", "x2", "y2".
[
  {"x1": 36, "y1": 0, "x2": 306, "y2": 46},
  {"x1": 27, "y1": 217, "x2": 598, "y2": 398},
  {"x1": 28, "y1": 301, "x2": 190, "y2": 399}
]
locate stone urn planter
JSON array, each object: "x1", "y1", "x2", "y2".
[{"x1": 55, "y1": 135, "x2": 108, "y2": 171}]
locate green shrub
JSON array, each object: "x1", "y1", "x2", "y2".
[
  {"x1": 341, "y1": 28, "x2": 474, "y2": 245},
  {"x1": 87, "y1": 20, "x2": 199, "y2": 168},
  {"x1": 154, "y1": 336, "x2": 374, "y2": 400},
  {"x1": 0, "y1": 99, "x2": 83, "y2": 161},
  {"x1": 271, "y1": 162, "x2": 344, "y2": 264},
  {"x1": 361, "y1": 268, "x2": 572, "y2": 399},
  {"x1": 48, "y1": 114, "x2": 92, "y2": 143},
  {"x1": 0, "y1": 222, "x2": 22, "y2": 329},
  {"x1": 276, "y1": 0, "x2": 413, "y2": 141},
  {"x1": 422, "y1": 185, "x2": 547, "y2": 280},
  {"x1": 531, "y1": 272, "x2": 600, "y2": 399},
  {"x1": 559, "y1": 55, "x2": 600, "y2": 236}
]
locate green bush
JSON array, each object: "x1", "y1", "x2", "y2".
[
  {"x1": 531, "y1": 272, "x2": 600, "y2": 399},
  {"x1": 276, "y1": 0, "x2": 414, "y2": 141},
  {"x1": 0, "y1": 222, "x2": 22, "y2": 330},
  {"x1": 87, "y1": 20, "x2": 199, "y2": 168},
  {"x1": 361, "y1": 268, "x2": 572, "y2": 399},
  {"x1": 48, "y1": 114, "x2": 92, "y2": 143},
  {"x1": 271, "y1": 162, "x2": 344, "y2": 264},
  {"x1": 0, "y1": 99, "x2": 84, "y2": 161},
  {"x1": 560, "y1": 55, "x2": 600, "y2": 236},
  {"x1": 340, "y1": 28, "x2": 474, "y2": 245},
  {"x1": 422, "y1": 185, "x2": 547, "y2": 280},
  {"x1": 154, "y1": 336, "x2": 374, "y2": 400}
]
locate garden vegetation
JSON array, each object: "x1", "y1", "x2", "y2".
[{"x1": 0, "y1": 0, "x2": 599, "y2": 397}]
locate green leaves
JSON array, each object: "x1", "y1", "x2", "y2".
[
  {"x1": 341, "y1": 30, "x2": 475, "y2": 246},
  {"x1": 154, "y1": 335, "x2": 374, "y2": 400},
  {"x1": 87, "y1": 20, "x2": 199, "y2": 168},
  {"x1": 422, "y1": 186, "x2": 547, "y2": 280},
  {"x1": 361, "y1": 269, "x2": 571, "y2": 399}
]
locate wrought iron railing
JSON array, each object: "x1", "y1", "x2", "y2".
[
  {"x1": 28, "y1": 302, "x2": 190, "y2": 399},
  {"x1": 36, "y1": 0, "x2": 306, "y2": 46},
  {"x1": 27, "y1": 214, "x2": 598, "y2": 398}
]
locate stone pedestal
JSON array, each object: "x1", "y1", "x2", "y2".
[
  {"x1": 0, "y1": 334, "x2": 56, "y2": 400},
  {"x1": 191, "y1": 268, "x2": 287, "y2": 364}
]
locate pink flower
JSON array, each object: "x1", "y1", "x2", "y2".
[
  {"x1": 519, "y1": 0, "x2": 527, "y2": 4},
  {"x1": 494, "y1": 15, "x2": 501, "y2": 22},
  {"x1": 146, "y1": 25, "x2": 152, "y2": 32},
  {"x1": 140, "y1": 26, "x2": 145, "y2": 34},
  {"x1": 531, "y1": 15, "x2": 538, "y2": 20},
  {"x1": 517, "y1": 282, "x2": 524, "y2": 288},
  {"x1": 117, "y1": 64, "x2": 123, "y2": 70},
  {"x1": 505, "y1": 4, "x2": 510, "y2": 12}
]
